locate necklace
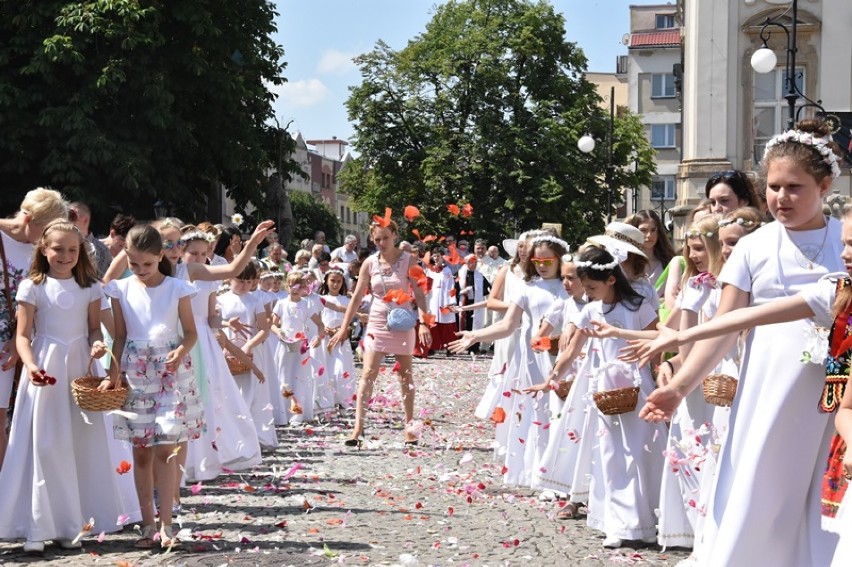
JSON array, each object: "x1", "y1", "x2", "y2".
[{"x1": 790, "y1": 217, "x2": 829, "y2": 270}]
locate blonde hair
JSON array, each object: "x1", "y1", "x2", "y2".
[
  {"x1": 20, "y1": 188, "x2": 69, "y2": 226},
  {"x1": 683, "y1": 213, "x2": 724, "y2": 280},
  {"x1": 30, "y1": 220, "x2": 97, "y2": 287},
  {"x1": 286, "y1": 271, "x2": 304, "y2": 291}
]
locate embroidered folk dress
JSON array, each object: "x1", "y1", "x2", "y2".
[
  {"x1": 0, "y1": 232, "x2": 32, "y2": 409},
  {"x1": 106, "y1": 276, "x2": 204, "y2": 447},
  {"x1": 694, "y1": 219, "x2": 842, "y2": 567}
]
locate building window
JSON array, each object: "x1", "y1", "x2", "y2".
[
  {"x1": 753, "y1": 67, "x2": 806, "y2": 162},
  {"x1": 340, "y1": 205, "x2": 345, "y2": 220},
  {"x1": 651, "y1": 73, "x2": 676, "y2": 98},
  {"x1": 650, "y1": 176, "x2": 676, "y2": 201},
  {"x1": 650, "y1": 124, "x2": 676, "y2": 148},
  {"x1": 656, "y1": 14, "x2": 676, "y2": 29}
]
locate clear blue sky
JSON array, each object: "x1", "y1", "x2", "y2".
[{"x1": 272, "y1": 0, "x2": 669, "y2": 141}]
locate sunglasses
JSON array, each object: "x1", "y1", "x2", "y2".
[
  {"x1": 531, "y1": 257, "x2": 556, "y2": 267},
  {"x1": 708, "y1": 170, "x2": 746, "y2": 185},
  {"x1": 163, "y1": 240, "x2": 186, "y2": 251}
]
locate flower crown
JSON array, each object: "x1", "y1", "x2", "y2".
[
  {"x1": 259, "y1": 272, "x2": 276, "y2": 280},
  {"x1": 528, "y1": 235, "x2": 570, "y2": 253},
  {"x1": 717, "y1": 217, "x2": 761, "y2": 229},
  {"x1": 180, "y1": 230, "x2": 214, "y2": 244},
  {"x1": 763, "y1": 129, "x2": 842, "y2": 180},
  {"x1": 326, "y1": 266, "x2": 346, "y2": 276},
  {"x1": 573, "y1": 258, "x2": 619, "y2": 271},
  {"x1": 684, "y1": 228, "x2": 716, "y2": 239}
]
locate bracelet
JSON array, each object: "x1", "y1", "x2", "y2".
[{"x1": 660, "y1": 360, "x2": 674, "y2": 373}]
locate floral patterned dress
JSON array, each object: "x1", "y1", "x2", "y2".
[
  {"x1": 105, "y1": 276, "x2": 204, "y2": 447},
  {"x1": 0, "y1": 231, "x2": 33, "y2": 409}
]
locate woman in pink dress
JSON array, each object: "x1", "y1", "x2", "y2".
[{"x1": 328, "y1": 212, "x2": 433, "y2": 446}]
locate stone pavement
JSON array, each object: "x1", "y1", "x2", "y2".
[{"x1": 0, "y1": 355, "x2": 689, "y2": 566}]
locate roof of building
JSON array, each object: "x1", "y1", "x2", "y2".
[{"x1": 629, "y1": 30, "x2": 680, "y2": 48}]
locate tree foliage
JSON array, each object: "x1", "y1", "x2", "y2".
[
  {"x1": 288, "y1": 190, "x2": 341, "y2": 251},
  {"x1": 0, "y1": 1, "x2": 302, "y2": 226},
  {"x1": 342, "y1": 0, "x2": 655, "y2": 246}
]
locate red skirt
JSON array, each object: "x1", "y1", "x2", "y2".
[{"x1": 821, "y1": 432, "x2": 848, "y2": 521}]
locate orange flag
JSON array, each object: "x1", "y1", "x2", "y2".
[
  {"x1": 461, "y1": 203, "x2": 473, "y2": 218},
  {"x1": 447, "y1": 204, "x2": 460, "y2": 216}
]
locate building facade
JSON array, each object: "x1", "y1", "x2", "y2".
[{"x1": 677, "y1": 0, "x2": 852, "y2": 229}]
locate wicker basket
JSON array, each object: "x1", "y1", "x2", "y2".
[
  {"x1": 703, "y1": 373, "x2": 738, "y2": 407},
  {"x1": 593, "y1": 386, "x2": 640, "y2": 415},
  {"x1": 71, "y1": 352, "x2": 128, "y2": 412},
  {"x1": 225, "y1": 353, "x2": 253, "y2": 375},
  {"x1": 553, "y1": 379, "x2": 572, "y2": 400},
  {"x1": 548, "y1": 336, "x2": 561, "y2": 357}
]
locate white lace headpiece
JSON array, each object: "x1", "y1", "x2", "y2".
[{"x1": 528, "y1": 234, "x2": 570, "y2": 253}]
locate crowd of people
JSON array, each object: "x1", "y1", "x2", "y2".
[{"x1": 0, "y1": 118, "x2": 850, "y2": 566}]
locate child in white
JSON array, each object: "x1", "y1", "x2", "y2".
[
  {"x1": 272, "y1": 272, "x2": 324, "y2": 424},
  {"x1": 301, "y1": 271, "x2": 334, "y2": 414},
  {"x1": 0, "y1": 221, "x2": 130, "y2": 552},
  {"x1": 105, "y1": 224, "x2": 203, "y2": 548},
  {"x1": 532, "y1": 245, "x2": 665, "y2": 548},
  {"x1": 217, "y1": 265, "x2": 276, "y2": 448},
  {"x1": 254, "y1": 267, "x2": 287, "y2": 427},
  {"x1": 319, "y1": 268, "x2": 356, "y2": 408}
]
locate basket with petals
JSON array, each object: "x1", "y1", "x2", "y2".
[
  {"x1": 225, "y1": 353, "x2": 253, "y2": 375},
  {"x1": 703, "y1": 373, "x2": 737, "y2": 407},
  {"x1": 593, "y1": 387, "x2": 640, "y2": 415},
  {"x1": 71, "y1": 350, "x2": 128, "y2": 412}
]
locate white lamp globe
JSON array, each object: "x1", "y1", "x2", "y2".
[
  {"x1": 750, "y1": 47, "x2": 777, "y2": 74},
  {"x1": 577, "y1": 134, "x2": 596, "y2": 154}
]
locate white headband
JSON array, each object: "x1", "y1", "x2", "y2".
[{"x1": 763, "y1": 129, "x2": 842, "y2": 180}]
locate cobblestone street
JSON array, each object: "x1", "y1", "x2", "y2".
[{"x1": 0, "y1": 355, "x2": 689, "y2": 566}]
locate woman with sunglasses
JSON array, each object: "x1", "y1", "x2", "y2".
[
  {"x1": 705, "y1": 170, "x2": 759, "y2": 215},
  {"x1": 450, "y1": 235, "x2": 569, "y2": 488}
]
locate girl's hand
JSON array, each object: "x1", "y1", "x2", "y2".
[
  {"x1": 447, "y1": 331, "x2": 475, "y2": 354},
  {"x1": 164, "y1": 348, "x2": 183, "y2": 372},
  {"x1": 843, "y1": 451, "x2": 852, "y2": 482},
  {"x1": 327, "y1": 328, "x2": 348, "y2": 350},
  {"x1": 656, "y1": 360, "x2": 674, "y2": 387},
  {"x1": 523, "y1": 382, "x2": 550, "y2": 394},
  {"x1": 620, "y1": 326, "x2": 678, "y2": 365},
  {"x1": 27, "y1": 364, "x2": 51, "y2": 386},
  {"x1": 249, "y1": 220, "x2": 276, "y2": 247},
  {"x1": 309, "y1": 336, "x2": 321, "y2": 349},
  {"x1": 241, "y1": 344, "x2": 253, "y2": 357},
  {"x1": 90, "y1": 340, "x2": 108, "y2": 359},
  {"x1": 227, "y1": 317, "x2": 252, "y2": 339},
  {"x1": 418, "y1": 324, "x2": 432, "y2": 348},
  {"x1": 0, "y1": 340, "x2": 19, "y2": 372},
  {"x1": 583, "y1": 320, "x2": 619, "y2": 339},
  {"x1": 638, "y1": 384, "x2": 684, "y2": 423},
  {"x1": 255, "y1": 370, "x2": 266, "y2": 384}
]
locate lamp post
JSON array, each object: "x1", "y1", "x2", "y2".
[
  {"x1": 578, "y1": 85, "x2": 616, "y2": 223},
  {"x1": 749, "y1": 0, "x2": 826, "y2": 130}
]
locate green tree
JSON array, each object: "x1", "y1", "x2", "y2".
[
  {"x1": 0, "y1": 1, "x2": 302, "y2": 226},
  {"x1": 341, "y1": 0, "x2": 655, "y2": 246},
  {"x1": 288, "y1": 190, "x2": 341, "y2": 252}
]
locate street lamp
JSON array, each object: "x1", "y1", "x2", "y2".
[
  {"x1": 749, "y1": 0, "x2": 826, "y2": 130},
  {"x1": 578, "y1": 85, "x2": 616, "y2": 223}
]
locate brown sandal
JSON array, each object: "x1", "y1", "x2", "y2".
[
  {"x1": 134, "y1": 525, "x2": 157, "y2": 549},
  {"x1": 557, "y1": 502, "x2": 580, "y2": 520},
  {"x1": 159, "y1": 525, "x2": 180, "y2": 550}
]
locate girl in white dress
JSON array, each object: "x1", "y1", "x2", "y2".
[
  {"x1": 300, "y1": 271, "x2": 333, "y2": 415},
  {"x1": 450, "y1": 235, "x2": 568, "y2": 487},
  {"x1": 217, "y1": 263, "x2": 276, "y2": 448},
  {"x1": 104, "y1": 224, "x2": 202, "y2": 549},
  {"x1": 531, "y1": 255, "x2": 590, "y2": 509},
  {"x1": 175, "y1": 223, "x2": 273, "y2": 482},
  {"x1": 258, "y1": 268, "x2": 288, "y2": 426},
  {"x1": 531, "y1": 245, "x2": 665, "y2": 548},
  {"x1": 0, "y1": 221, "x2": 128, "y2": 553},
  {"x1": 272, "y1": 272, "x2": 324, "y2": 424},
  {"x1": 637, "y1": 119, "x2": 844, "y2": 566},
  {"x1": 319, "y1": 267, "x2": 356, "y2": 408}
]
